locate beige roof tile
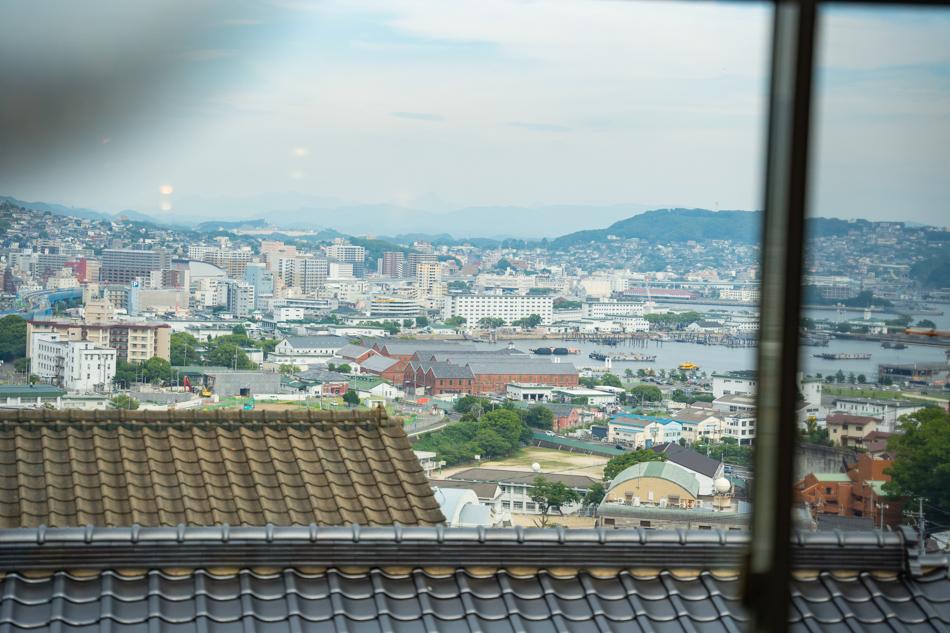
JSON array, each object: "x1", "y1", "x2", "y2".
[{"x1": 0, "y1": 409, "x2": 444, "y2": 528}]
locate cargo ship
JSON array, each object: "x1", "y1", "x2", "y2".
[{"x1": 813, "y1": 353, "x2": 871, "y2": 360}]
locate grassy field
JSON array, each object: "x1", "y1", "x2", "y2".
[{"x1": 824, "y1": 386, "x2": 948, "y2": 402}]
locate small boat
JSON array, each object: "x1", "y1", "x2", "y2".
[
  {"x1": 679, "y1": 362, "x2": 700, "y2": 371},
  {"x1": 892, "y1": 343, "x2": 907, "y2": 350}
]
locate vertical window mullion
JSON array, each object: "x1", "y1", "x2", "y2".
[{"x1": 745, "y1": 1, "x2": 817, "y2": 632}]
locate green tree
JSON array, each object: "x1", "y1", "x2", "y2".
[
  {"x1": 342, "y1": 389, "x2": 361, "y2": 406},
  {"x1": 403, "y1": 319, "x2": 415, "y2": 328},
  {"x1": 142, "y1": 357, "x2": 173, "y2": 385},
  {"x1": 582, "y1": 482, "x2": 606, "y2": 507},
  {"x1": 109, "y1": 394, "x2": 139, "y2": 410},
  {"x1": 478, "y1": 316, "x2": 506, "y2": 329},
  {"x1": 207, "y1": 343, "x2": 255, "y2": 369},
  {"x1": 603, "y1": 450, "x2": 665, "y2": 481},
  {"x1": 884, "y1": 407, "x2": 950, "y2": 525},
  {"x1": 521, "y1": 405, "x2": 555, "y2": 430},
  {"x1": 232, "y1": 324, "x2": 248, "y2": 337},
  {"x1": 494, "y1": 258, "x2": 513, "y2": 272},
  {"x1": 278, "y1": 364, "x2": 299, "y2": 374},
  {"x1": 445, "y1": 316, "x2": 467, "y2": 328},
  {"x1": 337, "y1": 363, "x2": 352, "y2": 374},
  {"x1": 471, "y1": 428, "x2": 510, "y2": 459},
  {"x1": 801, "y1": 418, "x2": 832, "y2": 446},
  {"x1": 169, "y1": 332, "x2": 202, "y2": 366},
  {"x1": 599, "y1": 373, "x2": 622, "y2": 388},
  {"x1": 531, "y1": 476, "x2": 581, "y2": 527},
  {"x1": 415, "y1": 316, "x2": 429, "y2": 328},
  {"x1": 0, "y1": 315, "x2": 27, "y2": 362},
  {"x1": 113, "y1": 360, "x2": 138, "y2": 386},
  {"x1": 413, "y1": 409, "x2": 529, "y2": 465},
  {"x1": 513, "y1": 314, "x2": 542, "y2": 329},
  {"x1": 628, "y1": 384, "x2": 663, "y2": 404},
  {"x1": 13, "y1": 357, "x2": 30, "y2": 374},
  {"x1": 694, "y1": 440, "x2": 754, "y2": 467},
  {"x1": 857, "y1": 374, "x2": 867, "y2": 384},
  {"x1": 835, "y1": 369, "x2": 846, "y2": 383},
  {"x1": 256, "y1": 338, "x2": 280, "y2": 353},
  {"x1": 670, "y1": 389, "x2": 690, "y2": 403},
  {"x1": 553, "y1": 298, "x2": 582, "y2": 310}
]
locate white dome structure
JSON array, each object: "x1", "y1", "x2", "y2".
[{"x1": 714, "y1": 477, "x2": 732, "y2": 494}]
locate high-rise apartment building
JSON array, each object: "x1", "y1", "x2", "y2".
[
  {"x1": 244, "y1": 262, "x2": 275, "y2": 295},
  {"x1": 224, "y1": 280, "x2": 256, "y2": 318},
  {"x1": 406, "y1": 253, "x2": 438, "y2": 278},
  {"x1": 188, "y1": 245, "x2": 253, "y2": 278},
  {"x1": 100, "y1": 249, "x2": 171, "y2": 284},
  {"x1": 278, "y1": 256, "x2": 328, "y2": 294},
  {"x1": 378, "y1": 251, "x2": 406, "y2": 277},
  {"x1": 325, "y1": 243, "x2": 366, "y2": 277}
]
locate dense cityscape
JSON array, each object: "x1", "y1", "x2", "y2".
[
  {"x1": 4, "y1": 0, "x2": 950, "y2": 627},
  {"x1": 1, "y1": 196, "x2": 947, "y2": 539}
]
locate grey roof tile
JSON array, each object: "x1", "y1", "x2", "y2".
[{"x1": 1, "y1": 526, "x2": 948, "y2": 632}]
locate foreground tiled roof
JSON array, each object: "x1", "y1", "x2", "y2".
[
  {"x1": 0, "y1": 525, "x2": 947, "y2": 632},
  {"x1": 0, "y1": 409, "x2": 444, "y2": 528}
]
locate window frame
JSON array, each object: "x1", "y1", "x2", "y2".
[{"x1": 745, "y1": 1, "x2": 948, "y2": 631}]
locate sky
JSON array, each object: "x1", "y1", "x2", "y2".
[{"x1": 0, "y1": 0, "x2": 948, "y2": 228}]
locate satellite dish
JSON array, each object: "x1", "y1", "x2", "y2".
[
  {"x1": 531, "y1": 462, "x2": 541, "y2": 473},
  {"x1": 714, "y1": 477, "x2": 731, "y2": 494}
]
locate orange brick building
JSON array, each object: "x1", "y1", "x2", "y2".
[{"x1": 795, "y1": 453, "x2": 904, "y2": 529}]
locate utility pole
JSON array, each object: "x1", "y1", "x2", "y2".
[{"x1": 917, "y1": 497, "x2": 926, "y2": 549}]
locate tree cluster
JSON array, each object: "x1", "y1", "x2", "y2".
[
  {"x1": 884, "y1": 407, "x2": 950, "y2": 526},
  {"x1": 643, "y1": 311, "x2": 703, "y2": 330},
  {"x1": 693, "y1": 438, "x2": 754, "y2": 466},
  {"x1": 603, "y1": 449, "x2": 665, "y2": 481},
  {"x1": 412, "y1": 409, "x2": 532, "y2": 465},
  {"x1": 0, "y1": 315, "x2": 26, "y2": 362}
]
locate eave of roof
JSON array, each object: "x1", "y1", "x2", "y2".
[{"x1": 0, "y1": 524, "x2": 927, "y2": 575}]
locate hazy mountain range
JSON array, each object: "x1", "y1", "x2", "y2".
[
  {"x1": 1, "y1": 193, "x2": 655, "y2": 239},
  {"x1": 4, "y1": 194, "x2": 943, "y2": 247}
]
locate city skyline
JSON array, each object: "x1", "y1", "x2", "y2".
[{"x1": 1, "y1": 1, "x2": 948, "y2": 225}]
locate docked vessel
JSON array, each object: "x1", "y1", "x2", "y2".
[
  {"x1": 678, "y1": 361, "x2": 700, "y2": 370},
  {"x1": 589, "y1": 352, "x2": 657, "y2": 362},
  {"x1": 881, "y1": 342, "x2": 907, "y2": 350},
  {"x1": 531, "y1": 347, "x2": 578, "y2": 356},
  {"x1": 813, "y1": 353, "x2": 872, "y2": 360}
]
